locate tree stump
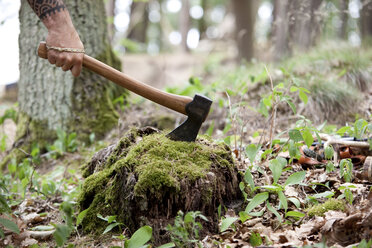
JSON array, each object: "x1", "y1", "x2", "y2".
[{"x1": 78, "y1": 127, "x2": 241, "y2": 243}]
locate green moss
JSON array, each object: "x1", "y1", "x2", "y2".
[
  {"x1": 307, "y1": 199, "x2": 346, "y2": 217},
  {"x1": 78, "y1": 129, "x2": 235, "y2": 233}
]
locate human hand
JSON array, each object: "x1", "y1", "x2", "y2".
[{"x1": 45, "y1": 26, "x2": 84, "y2": 77}]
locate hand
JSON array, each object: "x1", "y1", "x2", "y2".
[{"x1": 45, "y1": 26, "x2": 84, "y2": 77}]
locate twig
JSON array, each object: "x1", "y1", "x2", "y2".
[{"x1": 265, "y1": 65, "x2": 277, "y2": 149}]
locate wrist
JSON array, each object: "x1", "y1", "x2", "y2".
[{"x1": 43, "y1": 10, "x2": 74, "y2": 32}]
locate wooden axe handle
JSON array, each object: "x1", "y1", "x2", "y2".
[{"x1": 38, "y1": 41, "x2": 192, "y2": 115}]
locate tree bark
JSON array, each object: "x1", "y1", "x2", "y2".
[
  {"x1": 272, "y1": 0, "x2": 291, "y2": 61},
  {"x1": 231, "y1": 0, "x2": 258, "y2": 62},
  {"x1": 105, "y1": 0, "x2": 116, "y2": 44},
  {"x1": 127, "y1": 1, "x2": 149, "y2": 43},
  {"x1": 180, "y1": 0, "x2": 191, "y2": 52},
  {"x1": 361, "y1": 0, "x2": 372, "y2": 39},
  {"x1": 18, "y1": 0, "x2": 123, "y2": 147},
  {"x1": 338, "y1": 0, "x2": 349, "y2": 40}
]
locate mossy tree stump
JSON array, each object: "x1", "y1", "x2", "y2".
[{"x1": 78, "y1": 127, "x2": 241, "y2": 243}]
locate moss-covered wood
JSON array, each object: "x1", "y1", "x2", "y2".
[{"x1": 78, "y1": 127, "x2": 241, "y2": 243}]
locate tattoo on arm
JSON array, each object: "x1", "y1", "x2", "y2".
[{"x1": 27, "y1": 0, "x2": 66, "y2": 20}]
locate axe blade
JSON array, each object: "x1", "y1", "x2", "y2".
[{"x1": 167, "y1": 94, "x2": 212, "y2": 142}]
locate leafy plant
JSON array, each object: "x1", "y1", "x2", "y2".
[
  {"x1": 47, "y1": 128, "x2": 78, "y2": 158},
  {"x1": 166, "y1": 210, "x2": 208, "y2": 248},
  {"x1": 97, "y1": 214, "x2": 124, "y2": 235}
]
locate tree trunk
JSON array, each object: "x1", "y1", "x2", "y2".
[
  {"x1": 105, "y1": 0, "x2": 116, "y2": 44},
  {"x1": 361, "y1": 0, "x2": 372, "y2": 40},
  {"x1": 198, "y1": 0, "x2": 207, "y2": 39},
  {"x1": 338, "y1": 0, "x2": 349, "y2": 39},
  {"x1": 17, "y1": 0, "x2": 123, "y2": 149},
  {"x1": 180, "y1": 0, "x2": 191, "y2": 52},
  {"x1": 231, "y1": 0, "x2": 258, "y2": 62},
  {"x1": 127, "y1": 1, "x2": 149, "y2": 43},
  {"x1": 291, "y1": 0, "x2": 323, "y2": 50},
  {"x1": 272, "y1": 0, "x2": 291, "y2": 61}
]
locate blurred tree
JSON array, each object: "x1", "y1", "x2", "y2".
[
  {"x1": 361, "y1": 0, "x2": 372, "y2": 40},
  {"x1": 17, "y1": 0, "x2": 123, "y2": 150},
  {"x1": 232, "y1": 0, "x2": 258, "y2": 61},
  {"x1": 198, "y1": 0, "x2": 208, "y2": 39},
  {"x1": 105, "y1": 0, "x2": 116, "y2": 43},
  {"x1": 180, "y1": 0, "x2": 191, "y2": 52},
  {"x1": 338, "y1": 0, "x2": 349, "y2": 39},
  {"x1": 272, "y1": 0, "x2": 291, "y2": 61},
  {"x1": 128, "y1": 0, "x2": 149, "y2": 43}
]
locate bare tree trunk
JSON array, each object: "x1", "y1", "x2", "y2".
[
  {"x1": 339, "y1": 0, "x2": 349, "y2": 39},
  {"x1": 17, "y1": 0, "x2": 123, "y2": 148},
  {"x1": 361, "y1": 0, "x2": 372, "y2": 40},
  {"x1": 272, "y1": 0, "x2": 291, "y2": 61},
  {"x1": 231, "y1": 0, "x2": 258, "y2": 62},
  {"x1": 105, "y1": 0, "x2": 116, "y2": 43},
  {"x1": 127, "y1": 1, "x2": 149, "y2": 43},
  {"x1": 180, "y1": 0, "x2": 190, "y2": 52},
  {"x1": 291, "y1": 0, "x2": 323, "y2": 50},
  {"x1": 198, "y1": 0, "x2": 207, "y2": 39}
]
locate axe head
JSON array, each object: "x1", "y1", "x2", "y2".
[{"x1": 167, "y1": 94, "x2": 212, "y2": 142}]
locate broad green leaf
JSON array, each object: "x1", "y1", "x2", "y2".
[
  {"x1": 290, "y1": 86, "x2": 298, "y2": 92},
  {"x1": 299, "y1": 90, "x2": 308, "y2": 104},
  {"x1": 269, "y1": 159, "x2": 283, "y2": 184},
  {"x1": 288, "y1": 197, "x2": 301, "y2": 208},
  {"x1": 285, "y1": 99, "x2": 297, "y2": 114},
  {"x1": 284, "y1": 171, "x2": 306, "y2": 186},
  {"x1": 249, "y1": 232, "x2": 263, "y2": 247},
  {"x1": 258, "y1": 100, "x2": 269, "y2": 117},
  {"x1": 278, "y1": 191, "x2": 288, "y2": 212},
  {"x1": 157, "y1": 243, "x2": 176, "y2": 248},
  {"x1": 244, "y1": 170, "x2": 255, "y2": 190},
  {"x1": 0, "y1": 217, "x2": 20, "y2": 234},
  {"x1": 107, "y1": 215, "x2": 117, "y2": 224},
  {"x1": 127, "y1": 226, "x2": 152, "y2": 248},
  {"x1": 220, "y1": 217, "x2": 238, "y2": 232},
  {"x1": 289, "y1": 129, "x2": 303, "y2": 142},
  {"x1": 260, "y1": 185, "x2": 282, "y2": 191},
  {"x1": 103, "y1": 223, "x2": 120, "y2": 234},
  {"x1": 245, "y1": 192, "x2": 269, "y2": 213},
  {"x1": 266, "y1": 201, "x2": 282, "y2": 222},
  {"x1": 184, "y1": 212, "x2": 193, "y2": 224},
  {"x1": 246, "y1": 144, "x2": 259, "y2": 164},
  {"x1": 97, "y1": 213, "x2": 108, "y2": 221},
  {"x1": 337, "y1": 126, "x2": 351, "y2": 136},
  {"x1": 285, "y1": 211, "x2": 305, "y2": 218},
  {"x1": 302, "y1": 128, "x2": 314, "y2": 148},
  {"x1": 324, "y1": 145, "x2": 334, "y2": 160},
  {"x1": 239, "y1": 211, "x2": 250, "y2": 223},
  {"x1": 53, "y1": 224, "x2": 71, "y2": 247},
  {"x1": 76, "y1": 209, "x2": 88, "y2": 226},
  {"x1": 288, "y1": 140, "x2": 300, "y2": 159},
  {"x1": 326, "y1": 161, "x2": 335, "y2": 173}
]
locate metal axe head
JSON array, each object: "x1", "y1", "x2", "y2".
[{"x1": 166, "y1": 94, "x2": 212, "y2": 142}]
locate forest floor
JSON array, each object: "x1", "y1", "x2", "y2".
[{"x1": 1, "y1": 42, "x2": 372, "y2": 247}]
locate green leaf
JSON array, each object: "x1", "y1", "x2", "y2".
[
  {"x1": 290, "y1": 86, "x2": 298, "y2": 92},
  {"x1": 239, "y1": 211, "x2": 251, "y2": 223},
  {"x1": 97, "y1": 213, "x2": 108, "y2": 221},
  {"x1": 302, "y1": 128, "x2": 314, "y2": 148},
  {"x1": 289, "y1": 129, "x2": 303, "y2": 142},
  {"x1": 246, "y1": 144, "x2": 259, "y2": 164},
  {"x1": 53, "y1": 224, "x2": 71, "y2": 247},
  {"x1": 326, "y1": 161, "x2": 335, "y2": 173},
  {"x1": 220, "y1": 217, "x2": 238, "y2": 232},
  {"x1": 288, "y1": 197, "x2": 301, "y2": 208},
  {"x1": 249, "y1": 232, "x2": 263, "y2": 247},
  {"x1": 285, "y1": 211, "x2": 305, "y2": 218},
  {"x1": 103, "y1": 223, "x2": 120, "y2": 234},
  {"x1": 337, "y1": 126, "x2": 351, "y2": 136},
  {"x1": 278, "y1": 191, "x2": 288, "y2": 212},
  {"x1": 269, "y1": 159, "x2": 283, "y2": 184},
  {"x1": 0, "y1": 217, "x2": 20, "y2": 234},
  {"x1": 258, "y1": 100, "x2": 269, "y2": 117},
  {"x1": 285, "y1": 98, "x2": 297, "y2": 114},
  {"x1": 311, "y1": 191, "x2": 334, "y2": 199},
  {"x1": 245, "y1": 192, "x2": 269, "y2": 213},
  {"x1": 285, "y1": 171, "x2": 306, "y2": 186},
  {"x1": 107, "y1": 215, "x2": 117, "y2": 224},
  {"x1": 324, "y1": 145, "x2": 334, "y2": 160},
  {"x1": 76, "y1": 209, "x2": 88, "y2": 226},
  {"x1": 299, "y1": 90, "x2": 308, "y2": 104},
  {"x1": 157, "y1": 243, "x2": 176, "y2": 248},
  {"x1": 266, "y1": 201, "x2": 282, "y2": 222},
  {"x1": 127, "y1": 226, "x2": 152, "y2": 248},
  {"x1": 244, "y1": 170, "x2": 255, "y2": 190}
]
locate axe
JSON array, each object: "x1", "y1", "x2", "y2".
[{"x1": 37, "y1": 42, "x2": 212, "y2": 142}]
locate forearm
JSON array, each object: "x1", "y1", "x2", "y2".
[{"x1": 26, "y1": 0, "x2": 74, "y2": 31}]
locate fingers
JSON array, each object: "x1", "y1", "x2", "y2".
[{"x1": 47, "y1": 51, "x2": 83, "y2": 77}]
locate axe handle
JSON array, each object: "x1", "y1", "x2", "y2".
[{"x1": 37, "y1": 41, "x2": 192, "y2": 115}]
